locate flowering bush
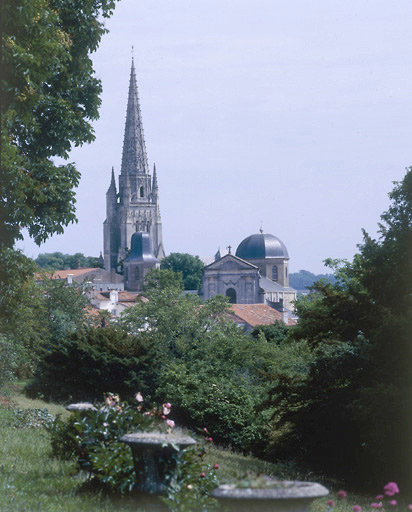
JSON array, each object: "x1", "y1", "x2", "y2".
[
  {"x1": 48, "y1": 393, "x2": 219, "y2": 503},
  {"x1": 324, "y1": 482, "x2": 412, "y2": 512},
  {"x1": 161, "y1": 429, "x2": 219, "y2": 512}
]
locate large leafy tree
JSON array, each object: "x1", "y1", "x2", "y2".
[
  {"x1": 160, "y1": 252, "x2": 204, "y2": 290},
  {"x1": 0, "y1": 0, "x2": 117, "y2": 321},
  {"x1": 263, "y1": 168, "x2": 412, "y2": 489}
]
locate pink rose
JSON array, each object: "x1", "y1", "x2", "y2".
[
  {"x1": 376, "y1": 496, "x2": 384, "y2": 500},
  {"x1": 203, "y1": 427, "x2": 209, "y2": 433},
  {"x1": 353, "y1": 506, "x2": 362, "y2": 512},
  {"x1": 207, "y1": 437, "x2": 213, "y2": 443},
  {"x1": 408, "y1": 505, "x2": 412, "y2": 511},
  {"x1": 389, "y1": 501, "x2": 397, "y2": 506},
  {"x1": 200, "y1": 472, "x2": 206, "y2": 478},
  {"x1": 326, "y1": 500, "x2": 335, "y2": 507},
  {"x1": 371, "y1": 503, "x2": 382, "y2": 509},
  {"x1": 166, "y1": 419, "x2": 175, "y2": 428},
  {"x1": 163, "y1": 406, "x2": 171, "y2": 416},
  {"x1": 385, "y1": 491, "x2": 395, "y2": 497},
  {"x1": 213, "y1": 463, "x2": 219, "y2": 469},
  {"x1": 384, "y1": 483, "x2": 399, "y2": 495},
  {"x1": 337, "y1": 490, "x2": 347, "y2": 498},
  {"x1": 164, "y1": 402, "x2": 171, "y2": 409}
]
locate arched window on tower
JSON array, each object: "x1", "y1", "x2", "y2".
[
  {"x1": 139, "y1": 186, "x2": 144, "y2": 198},
  {"x1": 272, "y1": 266, "x2": 278, "y2": 282},
  {"x1": 226, "y1": 288, "x2": 236, "y2": 304}
]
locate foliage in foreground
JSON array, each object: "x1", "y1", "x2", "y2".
[
  {"x1": 261, "y1": 168, "x2": 412, "y2": 490},
  {"x1": 27, "y1": 269, "x2": 312, "y2": 458},
  {"x1": 48, "y1": 394, "x2": 219, "y2": 510},
  {"x1": 1, "y1": 277, "x2": 90, "y2": 384},
  {"x1": 0, "y1": 0, "x2": 117, "y2": 331},
  {"x1": 26, "y1": 326, "x2": 155, "y2": 402}
]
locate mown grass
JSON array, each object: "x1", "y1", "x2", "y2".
[{"x1": 0, "y1": 390, "x2": 384, "y2": 512}]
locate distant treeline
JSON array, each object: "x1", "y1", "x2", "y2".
[
  {"x1": 289, "y1": 269, "x2": 336, "y2": 290},
  {"x1": 35, "y1": 252, "x2": 104, "y2": 270}
]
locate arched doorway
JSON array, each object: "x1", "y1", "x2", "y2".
[{"x1": 226, "y1": 288, "x2": 237, "y2": 304}]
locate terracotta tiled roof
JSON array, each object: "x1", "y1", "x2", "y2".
[
  {"x1": 228, "y1": 304, "x2": 296, "y2": 327},
  {"x1": 119, "y1": 291, "x2": 143, "y2": 302},
  {"x1": 95, "y1": 291, "x2": 145, "y2": 302},
  {"x1": 85, "y1": 305, "x2": 104, "y2": 318}
]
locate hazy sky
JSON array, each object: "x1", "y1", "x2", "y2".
[{"x1": 17, "y1": 1, "x2": 412, "y2": 273}]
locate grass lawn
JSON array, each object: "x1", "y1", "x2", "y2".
[{"x1": 0, "y1": 387, "x2": 385, "y2": 511}]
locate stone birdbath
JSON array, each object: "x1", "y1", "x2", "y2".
[
  {"x1": 211, "y1": 480, "x2": 329, "y2": 512},
  {"x1": 120, "y1": 431, "x2": 196, "y2": 495}
]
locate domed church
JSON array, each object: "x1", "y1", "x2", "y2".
[{"x1": 201, "y1": 230, "x2": 296, "y2": 311}]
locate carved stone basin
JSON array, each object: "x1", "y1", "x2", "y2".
[
  {"x1": 120, "y1": 431, "x2": 196, "y2": 495},
  {"x1": 211, "y1": 481, "x2": 329, "y2": 512}
]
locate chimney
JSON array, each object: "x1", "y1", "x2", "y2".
[
  {"x1": 67, "y1": 274, "x2": 73, "y2": 285},
  {"x1": 110, "y1": 290, "x2": 118, "y2": 304}
]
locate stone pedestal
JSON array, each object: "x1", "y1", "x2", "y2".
[
  {"x1": 120, "y1": 432, "x2": 196, "y2": 495},
  {"x1": 211, "y1": 481, "x2": 329, "y2": 512}
]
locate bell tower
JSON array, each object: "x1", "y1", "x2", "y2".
[{"x1": 103, "y1": 58, "x2": 165, "y2": 271}]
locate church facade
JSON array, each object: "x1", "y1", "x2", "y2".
[
  {"x1": 201, "y1": 231, "x2": 296, "y2": 311},
  {"x1": 103, "y1": 58, "x2": 165, "y2": 276}
]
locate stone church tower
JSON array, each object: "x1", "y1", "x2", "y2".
[{"x1": 103, "y1": 59, "x2": 165, "y2": 271}]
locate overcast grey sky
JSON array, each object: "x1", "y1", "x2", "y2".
[{"x1": 17, "y1": 0, "x2": 412, "y2": 273}]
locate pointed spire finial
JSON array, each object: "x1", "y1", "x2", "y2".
[
  {"x1": 259, "y1": 221, "x2": 263, "y2": 234},
  {"x1": 120, "y1": 58, "x2": 149, "y2": 175},
  {"x1": 107, "y1": 166, "x2": 117, "y2": 194},
  {"x1": 152, "y1": 163, "x2": 158, "y2": 189}
]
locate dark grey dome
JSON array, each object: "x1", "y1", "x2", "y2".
[
  {"x1": 124, "y1": 232, "x2": 159, "y2": 263},
  {"x1": 236, "y1": 232, "x2": 289, "y2": 260}
]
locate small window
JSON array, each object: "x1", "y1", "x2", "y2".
[
  {"x1": 285, "y1": 267, "x2": 288, "y2": 278},
  {"x1": 139, "y1": 186, "x2": 144, "y2": 197},
  {"x1": 272, "y1": 266, "x2": 278, "y2": 282}
]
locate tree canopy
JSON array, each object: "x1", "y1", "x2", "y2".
[
  {"x1": 262, "y1": 168, "x2": 412, "y2": 489},
  {"x1": 0, "y1": 0, "x2": 117, "y2": 322},
  {"x1": 35, "y1": 252, "x2": 103, "y2": 270},
  {"x1": 160, "y1": 252, "x2": 204, "y2": 290},
  {"x1": 288, "y1": 269, "x2": 336, "y2": 290}
]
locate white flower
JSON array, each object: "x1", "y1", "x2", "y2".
[{"x1": 135, "y1": 392, "x2": 143, "y2": 402}]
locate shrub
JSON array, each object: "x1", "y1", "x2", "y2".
[
  {"x1": 48, "y1": 393, "x2": 219, "y2": 507},
  {"x1": 26, "y1": 326, "x2": 159, "y2": 402},
  {"x1": 0, "y1": 335, "x2": 18, "y2": 392}
]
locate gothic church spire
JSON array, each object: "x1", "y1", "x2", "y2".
[{"x1": 120, "y1": 58, "x2": 149, "y2": 175}]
